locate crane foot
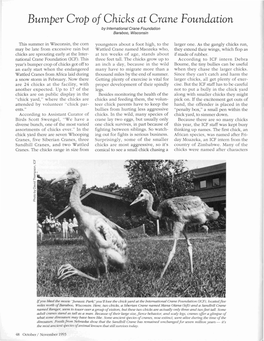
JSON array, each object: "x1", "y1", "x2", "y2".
[{"x1": 57, "y1": 264, "x2": 98, "y2": 281}]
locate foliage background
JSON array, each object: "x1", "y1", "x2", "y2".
[{"x1": 37, "y1": 160, "x2": 194, "y2": 226}]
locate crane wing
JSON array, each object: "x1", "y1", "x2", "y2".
[
  {"x1": 81, "y1": 204, "x2": 126, "y2": 237},
  {"x1": 159, "y1": 196, "x2": 206, "y2": 219},
  {"x1": 94, "y1": 217, "x2": 127, "y2": 253},
  {"x1": 103, "y1": 218, "x2": 126, "y2": 237}
]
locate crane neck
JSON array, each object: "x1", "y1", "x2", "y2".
[
  {"x1": 69, "y1": 176, "x2": 83, "y2": 218},
  {"x1": 146, "y1": 195, "x2": 161, "y2": 220}
]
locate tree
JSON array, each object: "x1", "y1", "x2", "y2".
[
  {"x1": 101, "y1": 182, "x2": 121, "y2": 192},
  {"x1": 37, "y1": 174, "x2": 87, "y2": 222},
  {"x1": 122, "y1": 160, "x2": 193, "y2": 207},
  {"x1": 37, "y1": 175, "x2": 57, "y2": 221}
]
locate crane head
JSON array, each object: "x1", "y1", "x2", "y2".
[
  {"x1": 130, "y1": 189, "x2": 151, "y2": 206},
  {"x1": 51, "y1": 168, "x2": 80, "y2": 185}
]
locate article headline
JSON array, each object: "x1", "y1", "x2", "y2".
[{"x1": 28, "y1": 13, "x2": 234, "y2": 26}]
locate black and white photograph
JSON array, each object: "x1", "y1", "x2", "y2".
[{"x1": 37, "y1": 160, "x2": 226, "y2": 297}]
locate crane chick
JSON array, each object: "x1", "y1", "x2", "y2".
[
  {"x1": 131, "y1": 189, "x2": 219, "y2": 279},
  {"x1": 52, "y1": 168, "x2": 128, "y2": 280}
]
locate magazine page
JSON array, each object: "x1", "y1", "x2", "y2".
[{"x1": 0, "y1": 1, "x2": 262, "y2": 341}]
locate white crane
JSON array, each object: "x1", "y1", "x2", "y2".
[{"x1": 52, "y1": 168, "x2": 128, "y2": 280}]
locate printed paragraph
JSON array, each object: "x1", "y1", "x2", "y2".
[
  {"x1": 94, "y1": 42, "x2": 170, "y2": 152},
  {"x1": 37, "y1": 298, "x2": 226, "y2": 328},
  {"x1": 95, "y1": 92, "x2": 169, "y2": 152},
  {"x1": 173, "y1": 42, "x2": 248, "y2": 152},
  {"x1": 14, "y1": 42, "x2": 90, "y2": 152},
  {"x1": 15, "y1": 41, "x2": 89, "y2": 108},
  {"x1": 15, "y1": 112, "x2": 89, "y2": 152},
  {"x1": 95, "y1": 41, "x2": 169, "y2": 90}
]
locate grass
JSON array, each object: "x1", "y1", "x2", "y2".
[{"x1": 37, "y1": 232, "x2": 225, "y2": 297}]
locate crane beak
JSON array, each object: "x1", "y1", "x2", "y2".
[
  {"x1": 130, "y1": 196, "x2": 141, "y2": 206},
  {"x1": 51, "y1": 173, "x2": 68, "y2": 185}
]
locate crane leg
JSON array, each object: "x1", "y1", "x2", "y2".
[
  {"x1": 95, "y1": 260, "x2": 101, "y2": 278},
  {"x1": 182, "y1": 231, "x2": 193, "y2": 274},
  {"x1": 159, "y1": 222, "x2": 182, "y2": 280},
  {"x1": 103, "y1": 258, "x2": 109, "y2": 278},
  {"x1": 105, "y1": 264, "x2": 109, "y2": 278}
]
